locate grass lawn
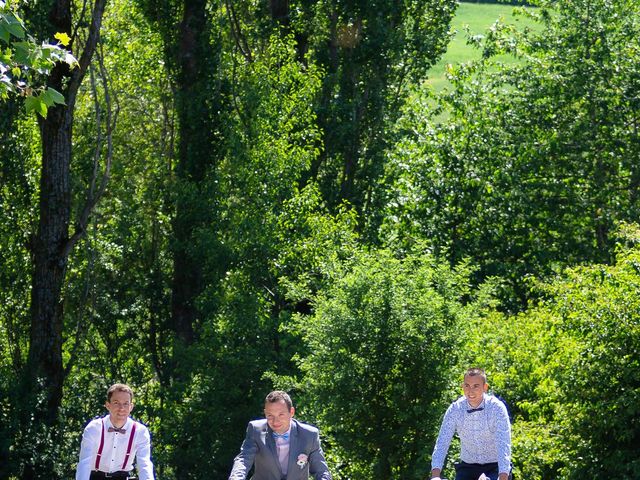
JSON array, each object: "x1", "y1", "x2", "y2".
[{"x1": 427, "y1": 1, "x2": 540, "y2": 91}]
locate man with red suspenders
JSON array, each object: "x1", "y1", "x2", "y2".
[{"x1": 76, "y1": 383, "x2": 154, "y2": 480}]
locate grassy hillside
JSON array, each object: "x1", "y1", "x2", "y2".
[{"x1": 428, "y1": 1, "x2": 539, "y2": 91}]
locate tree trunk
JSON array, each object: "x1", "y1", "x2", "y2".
[
  {"x1": 27, "y1": 104, "x2": 72, "y2": 415},
  {"x1": 168, "y1": 2, "x2": 225, "y2": 479},
  {"x1": 169, "y1": 0, "x2": 213, "y2": 348},
  {"x1": 170, "y1": 0, "x2": 227, "y2": 351},
  {"x1": 21, "y1": 0, "x2": 107, "y2": 477}
]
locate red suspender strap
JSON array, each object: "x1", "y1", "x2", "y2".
[
  {"x1": 95, "y1": 419, "x2": 105, "y2": 470},
  {"x1": 121, "y1": 422, "x2": 137, "y2": 470}
]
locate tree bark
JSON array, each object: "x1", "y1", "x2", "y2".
[{"x1": 27, "y1": 104, "x2": 72, "y2": 422}]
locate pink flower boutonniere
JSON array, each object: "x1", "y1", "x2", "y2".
[{"x1": 297, "y1": 454, "x2": 308, "y2": 469}]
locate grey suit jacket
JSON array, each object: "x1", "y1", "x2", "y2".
[{"x1": 228, "y1": 419, "x2": 332, "y2": 480}]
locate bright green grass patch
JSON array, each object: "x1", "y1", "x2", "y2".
[{"x1": 428, "y1": 1, "x2": 540, "y2": 91}]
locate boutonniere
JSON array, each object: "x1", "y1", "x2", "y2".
[{"x1": 297, "y1": 454, "x2": 308, "y2": 468}]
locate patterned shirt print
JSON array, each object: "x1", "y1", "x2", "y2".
[{"x1": 431, "y1": 394, "x2": 511, "y2": 474}]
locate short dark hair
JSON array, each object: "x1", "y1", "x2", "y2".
[
  {"x1": 265, "y1": 390, "x2": 293, "y2": 409},
  {"x1": 107, "y1": 383, "x2": 134, "y2": 402},
  {"x1": 464, "y1": 367, "x2": 487, "y2": 383}
]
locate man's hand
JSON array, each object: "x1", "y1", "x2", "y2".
[{"x1": 498, "y1": 473, "x2": 509, "y2": 480}]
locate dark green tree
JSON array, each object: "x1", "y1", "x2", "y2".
[
  {"x1": 306, "y1": 0, "x2": 457, "y2": 230},
  {"x1": 139, "y1": 0, "x2": 227, "y2": 356},
  {"x1": 238, "y1": 0, "x2": 457, "y2": 236}
]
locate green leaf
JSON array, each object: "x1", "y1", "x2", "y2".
[
  {"x1": 25, "y1": 94, "x2": 47, "y2": 117},
  {"x1": 0, "y1": 25, "x2": 10, "y2": 44},
  {"x1": 40, "y1": 87, "x2": 65, "y2": 107},
  {"x1": 0, "y1": 11, "x2": 25, "y2": 40},
  {"x1": 13, "y1": 41, "x2": 33, "y2": 66},
  {"x1": 24, "y1": 94, "x2": 39, "y2": 113}
]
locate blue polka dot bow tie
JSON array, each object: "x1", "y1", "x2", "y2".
[
  {"x1": 466, "y1": 407, "x2": 484, "y2": 413},
  {"x1": 273, "y1": 432, "x2": 289, "y2": 440}
]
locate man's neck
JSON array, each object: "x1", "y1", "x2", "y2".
[{"x1": 110, "y1": 416, "x2": 127, "y2": 429}]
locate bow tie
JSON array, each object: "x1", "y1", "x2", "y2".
[
  {"x1": 273, "y1": 432, "x2": 289, "y2": 440},
  {"x1": 467, "y1": 407, "x2": 484, "y2": 413},
  {"x1": 108, "y1": 426, "x2": 126, "y2": 434}
]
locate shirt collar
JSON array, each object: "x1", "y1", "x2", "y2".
[{"x1": 106, "y1": 415, "x2": 130, "y2": 430}]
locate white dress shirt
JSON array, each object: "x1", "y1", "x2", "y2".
[{"x1": 76, "y1": 415, "x2": 154, "y2": 480}]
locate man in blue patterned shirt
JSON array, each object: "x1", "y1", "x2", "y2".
[{"x1": 429, "y1": 368, "x2": 512, "y2": 480}]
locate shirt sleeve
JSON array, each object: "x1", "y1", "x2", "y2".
[
  {"x1": 76, "y1": 419, "x2": 101, "y2": 480},
  {"x1": 135, "y1": 424, "x2": 155, "y2": 480},
  {"x1": 228, "y1": 423, "x2": 258, "y2": 480},
  {"x1": 493, "y1": 401, "x2": 511, "y2": 474},
  {"x1": 431, "y1": 403, "x2": 458, "y2": 471}
]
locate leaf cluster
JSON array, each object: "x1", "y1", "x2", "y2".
[{"x1": 0, "y1": 2, "x2": 76, "y2": 115}]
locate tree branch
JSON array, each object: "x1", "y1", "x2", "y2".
[{"x1": 62, "y1": 41, "x2": 118, "y2": 261}]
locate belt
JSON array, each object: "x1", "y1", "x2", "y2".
[{"x1": 90, "y1": 471, "x2": 134, "y2": 479}]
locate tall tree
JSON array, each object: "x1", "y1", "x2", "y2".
[
  {"x1": 298, "y1": 0, "x2": 456, "y2": 234},
  {"x1": 136, "y1": 1, "x2": 230, "y2": 478},
  {"x1": 15, "y1": 0, "x2": 108, "y2": 477},
  {"x1": 297, "y1": 248, "x2": 473, "y2": 479},
  {"x1": 139, "y1": 0, "x2": 227, "y2": 373},
  {"x1": 230, "y1": 0, "x2": 457, "y2": 235}
]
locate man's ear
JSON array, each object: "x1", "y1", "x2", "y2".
[
  {"x1": 290, "y1": 407, "x2": 295, "y2": 417},
  {"x1": 484, "y1": 383, "x2": 489, "y2": 392}
]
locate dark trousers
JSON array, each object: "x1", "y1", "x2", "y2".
[{"x1": 454, "y1": 461, "x2": 513, "y2": 480}]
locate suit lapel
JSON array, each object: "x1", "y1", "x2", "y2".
[
  {"x1": 264, "y1": 424, "x2": 283, "y2": 475},
  {"x1": 287, "y1": 420, "x2": 300, "y2": 479}
]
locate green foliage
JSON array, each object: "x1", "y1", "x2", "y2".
[
  {"x1": 0, "y1": 1, "x2": 75, "y2": 115},
  {"x1": 541, "y1": 224, "x2": 640, "y2": 479},
  {"x1": 296, "y1": 248, "x2": 474, "y2": 479},
  {"x1": 0, "y1": 105, "x2": 39, "y2": 477},
  {"x1": 257, "y1": 0, "x2": 458, "y2": 234},
  {"x1": 384, "y1": 0, "x2": 640, "y2": 310},
  {"x1": 1, "y1": 0, "x2": 639, "y2": 477},
  {"x1": 463, "y1": 223, "x2": 640, "y2": 479}
]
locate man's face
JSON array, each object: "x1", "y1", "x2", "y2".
[
  {"x1": 264, "y1": 399, "x2": 295, "y2": 434},
  {"x1": 105, "y1": 390, "x2": 134, "y2": 426},
  {"x1": 462, "y1": 374, "x2": 488, "y2": 408}
]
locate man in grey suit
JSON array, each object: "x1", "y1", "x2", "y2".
[{"x1": 228, "y1": 391, "x2": 332, "y2": 480}]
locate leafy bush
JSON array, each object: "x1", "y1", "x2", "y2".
[
  {"x1": 464, "y1": 224, "x2": 640, "y2": 479},
  {"x1": 296, "y1": 248, "x2": 475, "y2": 479}
]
